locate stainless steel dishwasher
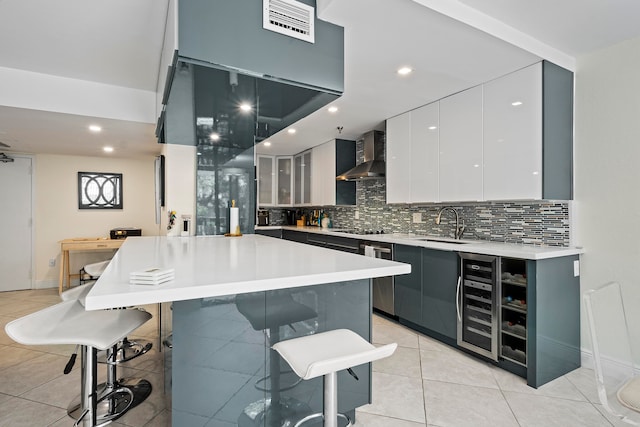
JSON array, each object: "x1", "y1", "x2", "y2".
[{"x1": 360, "y1": 241, "x2": 394, "y2": 316}]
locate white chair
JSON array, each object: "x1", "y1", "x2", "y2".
[
  {"x1": 272, "y1": 329, "x2": 397, "y2": 427},
  {"x1": 60, "y1": 282, "x2": 94, "y2": 305},
  {"x1": 584, "y1": 281, "x2": 640, "y2": 425},
  {"x1": 5, "y1": 299, "x2": 152, "y2": 427},
  {"x1": 80, "y1": 260, "x2": 111, "y2": 285},
  {"x1": 70, "y1": 263, "x2": 153, "y2": 364}
]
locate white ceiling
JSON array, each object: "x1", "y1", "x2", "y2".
[
  {"x1": 0, "y1": 0, "x2": 639, "y2": 159},
  {"x1": 0, "y1": 0, "x2": 168, "y2": 158}
]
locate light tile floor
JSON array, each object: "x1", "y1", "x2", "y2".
[{"x1": 0, "y1": 288, "x2": 626, "y2": 426}]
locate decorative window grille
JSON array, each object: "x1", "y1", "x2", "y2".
[{"x1": 78, "y1": 172, "x2": 123, "y2": 209}]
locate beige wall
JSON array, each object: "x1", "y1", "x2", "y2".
[
  {"x1": 574, "y1": 36, "x2": 640, "y2": 356},
  {"x1": 161, "y1": 144, "x2": 197, "y2": 237},
  {"x1": 35, "y1": 153, "x2": 160, "y2": 287}
]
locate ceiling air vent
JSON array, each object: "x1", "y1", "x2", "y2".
[{"x1": 263, "y1": 0, "x2": 315, "y2": 44}]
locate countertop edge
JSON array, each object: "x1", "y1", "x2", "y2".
[
  {"x1": 256, "y1": 226, "x2": 584, "y2": 260},
  {"x1": 84, "y1": 263, "x2": 410, "y2": 310}
]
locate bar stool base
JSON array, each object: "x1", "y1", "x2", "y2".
[
  {"x1": 68, "y1": 378, "x2": 152, "y2": 424},
  {"x1": 237, "y1": 397, "x2": 312, "y2": 427},
  {"x1": 97, "y1": 339, "x2": 153, "y2": 364},
  {"x1": 294, "y1": 412, "x2": 352, "y2": 427}
]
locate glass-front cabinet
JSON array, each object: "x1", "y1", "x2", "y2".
[
  {"x1": 257, "y1": 155, "x2": 275, "y2": 206},
  {"x1": 277, "y1": 156, "x2": 293, "y2": 205},
  {"x1": 256, "y1": 155, "x2": 292, "y2": 206},
  {"x1": 294, "y1": 150, "x2": 312, "y2": 205}
]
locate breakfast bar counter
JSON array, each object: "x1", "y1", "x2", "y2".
[
  {"x1": 85, "y1": 235, "x2": 410, "y2": 426},
  {"x1": 84, "y1": 235, "x2": 409, "y2": 310}
]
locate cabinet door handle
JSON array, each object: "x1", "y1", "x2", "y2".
[
  {"x1": 96, "y1": 244, "x2": 107, "y2": 248},
  {"x1": 456, "y1": 276, "x2": 462, "y2": 322}
]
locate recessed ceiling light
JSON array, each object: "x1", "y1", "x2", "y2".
[
  {"x1": 89, "y1": 125, "x2": 102, "y2": 133},
  {"x1": 328, "y1": 106, "x2": 338, "y2": 113},
  {"x1": 397, "y1": 67, "x2": 413, "y2": 76},
  {"x1": 103, "y1": 146, "x2": 114, "y2": 153},
  {"x1": 240, "y1": 103, "x2": 252, "y2": 112},
  {"x1": 511, "y1": 101, "x2": 523, "y2": 106},
  {"x1": 287, "y1": 128, "x2": 296, "y2": 134},
  {"x1": 263, "y1": 141, "x2": 271, "y2": 147},
  {"x1": 210, "y1": 133, "x2": 220, "y2": 141},
  {"x1": 428, "y1": 126, "x2": 437, "y2": 130}
]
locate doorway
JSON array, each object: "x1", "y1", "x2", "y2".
[{"x1": 0, "y1": 154, "x2": 33, "y2": 291}]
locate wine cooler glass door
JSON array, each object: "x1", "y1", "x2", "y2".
[{"x1": 457, "y1": 253, "x2": 499, "y2": 360}]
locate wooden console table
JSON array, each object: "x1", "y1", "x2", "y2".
[{"x1": 58, "y1": 238, "x2": 124, "y2": 294}]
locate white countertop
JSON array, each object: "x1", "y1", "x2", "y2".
[
  {"x1": 84, "y1": 235, "x2": 411, "y2": 310},
  {"x1": 259, "y1": 226, "x2": 583, "y2": 260}
]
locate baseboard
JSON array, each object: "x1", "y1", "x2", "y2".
[
  {"x1": 34, "y1": 279, "x2": 58, "y2": 290},
  {"x1": 581, "y1": 347, "x2": 640, "y2": 375}
]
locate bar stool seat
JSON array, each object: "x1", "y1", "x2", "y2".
[
  {"x1": 273, "y1": 329, "x2": 397, "y2": 427},
  {"x1": 60, "y1": 282, "x2": 95, "y2": 305},
  {"x1": 62, "y1": 281, "x2": 152, "y2": 364},
  {"x1": 5, "y1": 300, "x2": 152, "y2": 426},
  {"x1": 80, "y1": 260, "x2": 110, "y2": 285}
]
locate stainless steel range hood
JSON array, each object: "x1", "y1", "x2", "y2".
[{"x1": 336, "y1": 130, "x2": 385, "y2": 181}]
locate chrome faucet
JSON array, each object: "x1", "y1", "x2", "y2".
[{"x1": 435, "y1": 207, "x2": 465, "y2": 239}]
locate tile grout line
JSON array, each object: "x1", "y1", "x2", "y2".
[{"x1": 417, "y1": 333, "x2": 429, "y2": 426}]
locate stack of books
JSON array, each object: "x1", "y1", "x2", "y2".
[{"x1": 129, "y1": 267, "x2": 175, "y2": 285}]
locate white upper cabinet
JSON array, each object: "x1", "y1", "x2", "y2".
[
  {"x1": 411, "y1": 103, "x2": 439, "y2": 203},
  {"x1": 439, "y1": 85, "x2": 483, "y2": 202},
  {"x1": 386, "y1": 112, "x2": 412, "y2": 203},
  {"x1": 311, "y1": 141, "x2": 335, "y2": 206},
  {"x1": 384, "y1": 61, "x2": 571, "y2": 204},
  {"x1": 483, "y1": 63, "x2": 542, "y2": 200}
]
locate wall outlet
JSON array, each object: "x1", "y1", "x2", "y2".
[
  {"x1": 354, "y1": 210, "x2": 360, "y2": 220},
  {"x1": 412, "y1": 212, "x2": 422, "y2": 223},
  {"x1": 573, "y1": 260, "x2": 580, "y2": 277},
  {"x1": 49, "y1": 258, "x2": 56, "y2": 267}
]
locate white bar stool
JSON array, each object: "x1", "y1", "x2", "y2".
[
  {"x1": 60, "y1": 282, "x2": 94, "y2": 305},
  {"x1": 272, "y1": 329, "x2": 397, "y2": 427},
  {"x1": 70, "y1": 266, "x2": 153, "y2": 364},
  {"x1": 5, "y1": 300, "x2": 152, "y2": 427},
  {"x1": 60, "y1": 282, "x2": 153, "y2": 422},
  {"x1": 80, "y1": 260, "x2": 110, "y2": 285}
]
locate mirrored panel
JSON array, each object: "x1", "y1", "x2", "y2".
[{"x1": 188, "y1": 61, "x2": 339, "y2": 235}]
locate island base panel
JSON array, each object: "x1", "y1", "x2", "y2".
[{"x1": 170, "y1": 279, "x2": 372, "y2": 426}]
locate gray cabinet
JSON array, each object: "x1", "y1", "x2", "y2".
[
  {"x1": 282, "y1": 229, "x2": 307, "y2": 243},
  {"x1": 394, "y1": 245, "x2": 423, "y2": 326},
  {"x1": 394, "y1": 245, "x2": 458, "y2": 342},
  {"x1": 522, "y1": 255, "x2": 580, "y2": 387},
  {"x1": 395, "y1": 244, "x2": 580, "y2": 388},
  {"x1": 421, "y1": 249, "x2": 459, "y2": 341},
  {"x1": 306, "y1": 233, "x2": 360, "y2": 253},
  {"x1": 255, "y1": 228, "x2": 282, "y2": 239}
]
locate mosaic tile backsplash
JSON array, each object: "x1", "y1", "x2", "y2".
[
  {"x1": 263, "y1": 138, "x2": 571, "y2": 247},
  {"x1": 265, "y1": 199, "x2": 570, "y2": 246}
]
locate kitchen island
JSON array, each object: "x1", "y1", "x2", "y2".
[{"x1": 84, "y1": 235, "x2": 410, "y2": 426}]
